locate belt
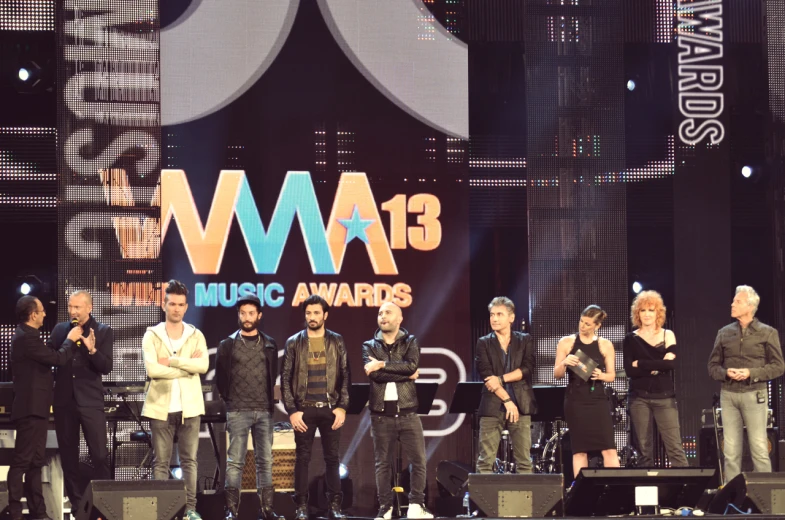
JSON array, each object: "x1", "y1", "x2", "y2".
[{"x1": 301, "y1": 401, "x2": 330, "y2": 408}]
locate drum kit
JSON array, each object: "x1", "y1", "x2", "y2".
[{"x1": 494, "y1": 370, "x2": 640, "y2": 480}]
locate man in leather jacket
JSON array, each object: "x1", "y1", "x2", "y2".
[
  {"x1": 362, "y1": 302, "x2": 433, "y2": 520},
  {"x1": 475, "y1": 297, "x2": 537, "y2": 474},
  {"x1": 215, "y1": 294, "x2": 281, "y2": 520},
  {"x1": 282, "y1": 295, "x2": 350, "y2": 520}
]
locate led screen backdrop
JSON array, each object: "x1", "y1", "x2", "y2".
[{"x1": 159, "y1": 0, "x2": 470, "y2": 511}]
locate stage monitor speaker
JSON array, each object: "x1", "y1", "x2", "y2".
[
  {"x1": 708, "y1": 472, "x2": 785, "y2": 515},
  {"x1": 565, "y1": 468, "x2": 715, "y2": 516},
  {"x1": 467, "y1": 473, "x2": 563, "y2": 517},
  {"x1": 436, "y1": 460, "x2": 472, "y2": 497},
  {"x1": 75, "y1": 480, "x2": 186, "y2": 520}
]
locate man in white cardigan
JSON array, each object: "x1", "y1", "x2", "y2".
[{"x1": 142, "y1": 280, "x2": 209, "y2": 520}]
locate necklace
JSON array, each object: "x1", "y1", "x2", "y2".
[{"x1": 240, "y1": 334, "x2": 261, "y2": 349}]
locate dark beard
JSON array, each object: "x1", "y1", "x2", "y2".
[{"x1": 238, "y1": 317, "x2": 260, "y2": 332}]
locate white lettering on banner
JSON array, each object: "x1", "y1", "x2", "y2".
[{"x1": 677, "y1": 0, "x2": 725, "y2": 145}]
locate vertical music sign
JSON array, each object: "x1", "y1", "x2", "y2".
[{"x1": 57, "y1": 1, "x2": 162, "y2": 382}]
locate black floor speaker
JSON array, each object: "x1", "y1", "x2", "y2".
[
  {"x1": 467, "y1": 473, "x2": 563, "y2": 517},
  {"x1": 565, "y1": 468, "x2": 715, "y2": 516},
  {"x1": 75, "y1": 480, "x2": 186, "y2": 520},
  {"x1": 708, "y1": 472, "x2": 785, "y2": 515}
]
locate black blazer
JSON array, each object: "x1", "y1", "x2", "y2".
[
  {"x1": 11, "y1": 324, "x2": 74, "y2": 420},
  {"x1": 48, "y1": 316, "x2": 113, "y2": 409},
  {"x1": 475, "y1": 331, "x2": 538, "y2": 416}
]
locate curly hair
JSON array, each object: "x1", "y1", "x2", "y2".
[{"x1": 630, "y1": 290, "x2": 666, "y2": 328}]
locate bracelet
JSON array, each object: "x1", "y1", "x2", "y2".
[
  {"x1": 502, "y1": 398, "x2": 512, "y2": 404},
  {"x1": 498, "y1": 376, "x2": 504, "y2": 387}
]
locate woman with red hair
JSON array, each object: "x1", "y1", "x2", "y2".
[{"x1": 623, "y1": 291, "x2": 688, "y2": 467}]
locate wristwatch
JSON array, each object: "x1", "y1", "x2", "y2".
[{"x1": 502, "y1": 398, "x2": 512, "y2": 404}]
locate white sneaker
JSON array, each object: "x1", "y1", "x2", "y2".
[
  {"x1": 407, "y1": 503, "x2": 434, "y2": 519},
  {"x1": 375, "y1": 506, "x2": 393, "y2": 520}
]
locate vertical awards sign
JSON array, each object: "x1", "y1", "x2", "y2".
[
  {"x1": 58, "y1": 2, "x2": 162, "y2": 381},
  {"x1": 677, "y1": 0, "x2": 725, "y2": 145}
]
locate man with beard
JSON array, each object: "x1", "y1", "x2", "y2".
[
  {"x1": 363, "y1": 302, "x2": 432, "y2": 520},
  {"x1": 282, "y1": 295, "x2": 350, "y2": 520},
  {"x1": 48, "y1": 290, "x2": 113, "y2": 514},
  {"x1": 216, "y1": 294, "x2": 281, "y2": 520}
]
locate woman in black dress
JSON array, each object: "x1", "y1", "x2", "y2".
[{"x1": 554, "y1": 305, "x2": 619, "y2": 479}]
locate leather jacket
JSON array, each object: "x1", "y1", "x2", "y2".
[
  {"x1": 215, "y1": 330, "x2": 278, "y2": 413},
  {"x1": 362, "y1": 328, "x2": 419, "y2": 413},
  {"x1": 281, "y1": 329, "x2": 351, "y2": 415},
  {"x1": 475, "y1": 331, "x2": 537, "y2": 416}
]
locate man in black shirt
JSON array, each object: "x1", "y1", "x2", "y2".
[
  {"x1": 216, "y1": 295, "x2": 280, "y2": 520},
  {"x1": 363, "y1": 302, "x2": 432, "y2": 520},
  {"x1": 474, "y1": 297, "x2": 537, "y2": 474},
  {"x1": 48, "y1": 290, "x2": 113, "y2": 512},
  {"x1": 9, "y1": 296, "x2": 75, "y2": 520},
  {"x1": 281, "y1": 295, "x2": 350, "y2": 520}
]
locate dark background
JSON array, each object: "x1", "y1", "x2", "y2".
[{"x1": 1, "y1": 0, "x2": 784, "y2": 515}]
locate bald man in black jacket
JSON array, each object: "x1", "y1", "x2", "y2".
[{"x1": 9, "y1": 296, "x2": 75, "y2": 520}]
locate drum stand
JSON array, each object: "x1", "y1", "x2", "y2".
[{"x1": 494, "y1": 427, "x2": 516, "y2": 474}]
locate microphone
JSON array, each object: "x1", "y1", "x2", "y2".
[{"x1": 70, "y1": 318, "x2": 84, "y2": 347}]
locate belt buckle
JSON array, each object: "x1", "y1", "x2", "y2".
[{"x1": 315, "y1": 402, "x2": 326, "y2": 408}]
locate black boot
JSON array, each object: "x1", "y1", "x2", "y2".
[
  {"x1": 225, "y1": 487, "x2": 240, "y2": 520},
  {"x1": 259, "y1": 487, "x2": 282, "y2": 520},
  {"x1": 327, "y1": 493, "x2": 346, "y2": 520},
  {"x1": 293, "y1": 493, "x2": 309, "y2": 520}
]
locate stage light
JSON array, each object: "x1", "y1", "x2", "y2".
[
  {"x1": 626, "y1": 80, "x2": 636, "y2": 91},
  {"x1": 20, "y1": 283, "x2": 31, "y2": 295},
  {"x1": 171, "y1": 467, "x2": 183, "y2": 479},
  {"x1": 339, "y1": 463, "x2": 349, "y2": 479},
  {"x1": 632, "y1": 281, "x2": 643, "y2": 294},
  {"x1": 741, "y1": 166, "x2": 753, "y2": 178},
  {"x1": 18, "y1": 68, "x2": 30, "y2": 81}
]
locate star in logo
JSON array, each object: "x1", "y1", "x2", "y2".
[{"x1": 339, "y1": 205, "x2": 374, "y2": 244}]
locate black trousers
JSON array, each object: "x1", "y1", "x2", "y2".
[
  {"x1": 54, "y1": 402, "x2": 110, "y2": 507},
  {"x1": 8, "y1": 416, "x2": 48, "y2": 520},
  {"x1": 293, "y1": 406, "x2": 342, "y2": 497}
]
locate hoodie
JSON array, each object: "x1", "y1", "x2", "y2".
[{"x1": 142, "y1": 322, "x2": 209, "y2": 421}]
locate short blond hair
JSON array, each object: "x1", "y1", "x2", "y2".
[
  {"x1": 630, "y1": 290, "x2": 666, "y2": 328},
  {"x1": 70, "y1": 290, "x2": 92, "y2": 306}
]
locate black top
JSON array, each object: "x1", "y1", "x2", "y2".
[
  {"x1": 227, "y1": 333, "x2": 270, "y2": 412},
  {"x1": 49, "y1": 316, "x2": 114, "y2": 409},
  {"x1": 11, "y1": 324, "x2": 74, "y2": 420},
  {"x1": 566, "y1": 335, "x2": 607, "y2": 396},
  {"x1": 216, "y1": 330, "x2": 278, "y2": 414},
  {"x1": 622, "y1": 331, "x2": 678, "y2": 399}
]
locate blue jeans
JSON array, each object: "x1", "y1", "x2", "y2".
[
  {"x1": 370, "y1": 413, "x2": 427, "y2": 507},
  {"x1": 720, "y1": 389, "x2": 771, "y2": 484},
  {"x1": 226, "y1": 410, "x2": 273, "y2": 491},
  {"x1": 150, "y1": 413, "x2": 201, "y2": 511}
]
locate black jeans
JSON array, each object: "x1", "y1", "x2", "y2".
[
  {"x1": 293, "y1": 406, "x2": 342, "y2": 497},
  {"x1": 370, "y1": 413, "x2": 427, "y2": 507},
  {"x1": 629, "y1": 396, "x2": 689, "y2": 467},
  {"x1": 53, "y1": 403, "x2": 110, "y2": 508},
  {"x1": 8, "y1": 416, "x2": 48, "y2": 520}
]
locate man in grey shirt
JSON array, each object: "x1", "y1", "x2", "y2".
[{"x1": 708, "y1": 285, "x2": 785, "y2": 484}]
